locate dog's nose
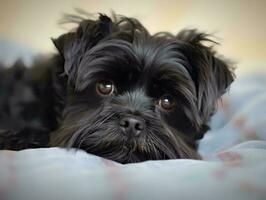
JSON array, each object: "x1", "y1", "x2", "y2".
[{"x1": 119, "y1": 115, "x2": 145, "y2": 137}]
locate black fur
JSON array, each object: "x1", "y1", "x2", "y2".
[{"x1": 0, "y1": 13, "x2": 235, "y2": 163}]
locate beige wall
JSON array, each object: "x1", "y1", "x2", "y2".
[{"x1": 0, "y1": 0, "x2": 265, "y2": 71}]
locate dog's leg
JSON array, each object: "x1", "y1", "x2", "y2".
[{"x1": 0, "y1": 127, "x2": 50, "y2": 150}]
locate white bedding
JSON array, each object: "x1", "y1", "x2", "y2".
[{"x1": 0, "y1": 141, "x2": 266, "y2": 200}]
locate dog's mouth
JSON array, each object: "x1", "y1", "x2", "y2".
[
  {"x1": 69, "y1": 129, "x2": 152, "y2": 163},
  {"x1": 66, "y1": 122, "x2": 200, "y2": 163}
]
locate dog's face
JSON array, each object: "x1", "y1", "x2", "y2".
[{"x1": 50, "y1": 14, "x2": 234, "y2": 163}]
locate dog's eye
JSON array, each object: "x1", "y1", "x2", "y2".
[
  {"x1": 159, "y1": 94, "x2": 176, "y2": 110},
  {"x1": 96, "y1": 80, "x2": 114, "y2": 96}
]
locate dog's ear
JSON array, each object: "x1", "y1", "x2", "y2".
[
  {"x1": 176, "y1": 29, "x2": 235, "y2": 139},
  {"x1": 52, "y1": 14, "x2": 113, "y2": 82}
]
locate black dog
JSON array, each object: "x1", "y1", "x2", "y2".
[{"x1": 0, "y1": 13, "x2": 234, "y2": 163}]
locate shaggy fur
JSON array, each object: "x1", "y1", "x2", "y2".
[{"x1": 0, "y1": 13, "x2": 235, "y2": 163}]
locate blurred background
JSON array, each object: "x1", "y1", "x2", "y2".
[{"x1": 0, "y1": 0, "x2": 265, "y2": 73}]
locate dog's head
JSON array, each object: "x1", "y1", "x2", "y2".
[{"x1": 50, "y1": 14, "x2": 234, "y2": 163}]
